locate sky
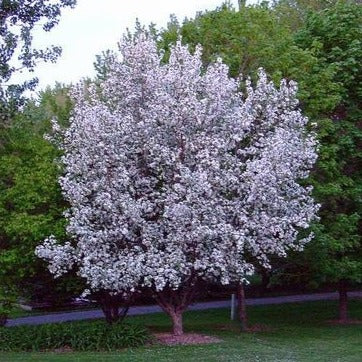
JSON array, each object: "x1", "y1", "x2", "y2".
[{"x1": 14, "y1": 0, "x2": 243, "y2": 92}]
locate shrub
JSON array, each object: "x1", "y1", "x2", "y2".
[
  {"x1": 0, "y1": 320, "x2": 149, "y2": 351},
  {"x1": 0, "y1": 297, "x2": 14, "y2": 327}
]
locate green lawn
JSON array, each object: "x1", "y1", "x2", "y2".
[{"x1": 1, "y1": 299, "x2": 361, "y2": 362}]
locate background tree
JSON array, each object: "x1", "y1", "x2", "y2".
[
  {"x1": 272, "y1": 0, "x2": 340, "y2": 30},
  {"x1": 0, "y1": 84, "x2": 82, "y2": 313},
  {"x1": 0, "y1": 0, "x2": 77, "y2": 320},
  {"x1": 93, "y1": 50, "x2": 117, "y2": 82},
  {"x1": 0, "y1": 0, "x2": 76, "y2": 125},
  {"x1": 268, "y1": 0, "x2": 361, "y2": 322},
  {"x1": 292, "y1": 1, "x2": 361, "y2": 322}
]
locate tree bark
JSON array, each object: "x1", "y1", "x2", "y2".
[
  {"x1": 155, "y1": 295, "x2": 187, "y2": 336},
  {"x1": 0, "y1": 313, "x2": 7, "y2": 327},
  {"x1": 237, "y1": 282, "x2": 248, "y2": 331},
  {"x1": 338, "y1": 279, "x2": 348, "y2": 322},
  {"x1": 170, "y1": 310, "x2": 184, "y2": 336},
  {"x1": 260, "y1": 269, "x2": 270, "y2": 296},
  {"x1": 101, "y1": 303, "x2": 118, "y2": 324},
  {"x1": 111, "y1": 304, "x2": 119, "y2": 322},
  {"x1": 99, "y1": 292, "x2": 129, "y2": 324},
  {"x1": 154, "y1": 279, "x2": 199, "y2": 336}
]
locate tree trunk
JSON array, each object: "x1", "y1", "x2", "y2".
[
  {"x1": 111, "y1": 304, "x2": 119, "y2": 322},
  {"x1": 0, "y1": 313, "x2": 7, "y2": 327},
  {"x1": 170, "y1": 310, "x2": 183, "y2": 336},
  {"x1": 154, "y1": 277, "x2": 200, "y2": 336},
  {"x1": 101, "y1": 303, "x2": 116, "y2": 324},
  {"x1": 237, "y1": 282, "x2": 248, "y2": 331},
  {"x1": 260, "y1": 269, "x2": 270, "y2": 296},
  {"x1": 99, "y1": 293, "x2": 129, "y2": 324},
  {"x1": 338, "y1": 279, "x2": 348, "y2": 322}
]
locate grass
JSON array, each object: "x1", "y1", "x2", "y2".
[{"x1": 1, "y1": 299, "x2": 361, "y2": 361}]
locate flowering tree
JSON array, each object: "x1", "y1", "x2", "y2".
[
  {"x1": 36, "y1": 34, "x2": 318, "y2": 335},
  {"x1": 227, "y1": 73, "x2": 319, "y2": 329}
]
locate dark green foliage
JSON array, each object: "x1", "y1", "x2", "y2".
[
  {"x1": 272, "y1": 0, "x2": 341, "y2": 30},
  {"x1": 0, "y1": 296, "x2": 13, "y2": 326},
  {"x1": 0, "y1": 126, "x2": 65, "y2": 294},
  {"x1": 295, "y1": 1, "x2": 362, "y2": 287},
  {"x1": 0, "y1": 321, "x2": 149, "y2": 351},
  {"x1": 246, "y1": 1, "x2": 362, "y2": 301},
  {"x1": 0, "y1": 84, "x2": 81, "y2": 305},
  {"x1": 295, "y1": 1, "x2": 361, "y2": 111},
  {"x1": 0, "y1": 9, "x2": 74, "y2": 302}
]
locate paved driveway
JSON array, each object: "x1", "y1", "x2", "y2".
[{"x1": 6, "y1": 291, "x2": 362, "y2": 327}]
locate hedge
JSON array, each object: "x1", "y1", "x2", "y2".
[{"x1": 0, "y1": 320, "x2": 149, "y2": 351}]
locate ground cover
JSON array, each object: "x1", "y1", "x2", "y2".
[{"x1": 1, "y1": 299, "x2": 361, "y2": 361}]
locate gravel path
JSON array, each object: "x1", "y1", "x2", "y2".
[{"x1": 6, "y1": 290, "x2": 362, "y2": 327}]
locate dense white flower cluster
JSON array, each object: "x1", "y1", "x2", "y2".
[{"x1": 36, "y1": 34, "x2": 318, "y2": 296}]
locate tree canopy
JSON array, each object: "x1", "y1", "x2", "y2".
[
  {"x1": 0, "y1": 0, "x2": 76, "y2": 124},
  {"x1": 37, "y1": 33, "x2": 317, "y2": 334}
]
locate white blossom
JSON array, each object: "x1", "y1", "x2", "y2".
[{"x1": 36, "y1": 34, "x2": 318, "y2": 297}]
